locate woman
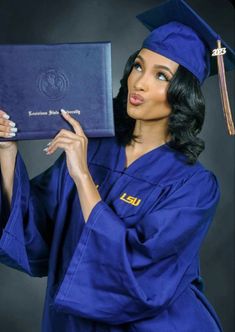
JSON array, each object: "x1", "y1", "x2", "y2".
[{"x1": 0, "y1": 0, "x2": 230, "y2": 331}]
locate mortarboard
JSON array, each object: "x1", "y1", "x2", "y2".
[{"x1": 136, "y1": 0, "x2": 235, "y2": 135}]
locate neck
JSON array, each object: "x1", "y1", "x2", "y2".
[{"x1": 129, "y1": 119, "x2": 171, "y2": 152}]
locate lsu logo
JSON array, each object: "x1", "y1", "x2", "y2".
[{"x1": 120, "y1": 193, "x2": 141, "y2": 206}]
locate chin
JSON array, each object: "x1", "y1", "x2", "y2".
[
  {"x1": 127, "y1": 110, "x2": 143, "y2": 120},
  {"x1": 127, "y1": 104, "x2": 144, "y2": 119}
]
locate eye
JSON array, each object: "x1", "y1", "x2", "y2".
[
  {"x1": 156, "y1": 72, "x2": 170, "y2": 82},
  {"x1": 133, "y1": 62, "x2": 142, "y2": 72}
]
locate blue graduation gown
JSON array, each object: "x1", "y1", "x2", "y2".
[{"x1": 0, "y1": 137, "x2": 223, "y2": 331}]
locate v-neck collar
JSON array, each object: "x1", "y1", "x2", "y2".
[
  {"x1": 90, "y1": 137, "x2": 198, "y2": 185},
  {"x1": 119, "y1": 142, "x2": 171, "y2": 174}
]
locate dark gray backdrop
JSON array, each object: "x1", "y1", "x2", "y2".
[{"x1": 0, "y1": 0, "x2": 234, "y2": 331}]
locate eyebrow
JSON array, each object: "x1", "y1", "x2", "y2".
[{"x1": 136, "y1": 54, "x2": 174, "y2": 76}]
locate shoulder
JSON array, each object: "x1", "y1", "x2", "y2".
[
  {"x1": 134, "y1": 143, "x2": 208, "y2": 187},
  {"x1": 144, "y1": 145, "x2": 220, "y2": 208},
  {"x1": 159, "y1": 144, "x2": 218, "y2": 185},
  {"x1": 167, "y1": 147, "x2": 220, "y2": 197},
  {"x1": 162, "y1": 165, "x2": 220, "y2": 209}
]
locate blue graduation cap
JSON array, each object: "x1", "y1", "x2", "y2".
[{"x1": 136, "y1": 0, "x2": 235, "y2": 135}]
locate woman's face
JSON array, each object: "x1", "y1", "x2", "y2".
[{"x1": 127, "y1": 48, "x2": 179, "y2": 121}]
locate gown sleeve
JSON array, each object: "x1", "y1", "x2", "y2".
[
  {"x1": 54, "y1": 169, "x2": 220, "y2": 324},
  {"x1": 0, "y1": 151, "x2": 66, "y2": 277}
]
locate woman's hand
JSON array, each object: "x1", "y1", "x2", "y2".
[
  {"x1": 0, "y1": 109, "x2": 18, "y2": 151},
  {"x1": 44, "y1": 109, "x2": 101, "y2": 222},
  {"x1": 0, "y1": 110, "x2": 18, "y2": 207},
  {"x1": 44, "y1": 110, "x2": 89, "y2": 184}
]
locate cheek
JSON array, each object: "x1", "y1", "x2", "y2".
[{"x1": 152, "y1": 85, "x2": 169, "y2": 104}]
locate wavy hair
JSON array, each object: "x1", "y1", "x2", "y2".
[{"x1": 113, "y1": 50, "x2": 205, "y2": 164}]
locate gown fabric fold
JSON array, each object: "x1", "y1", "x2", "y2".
[{"x1": 0, "y1": 137, "x2": 223, "y2": 331}]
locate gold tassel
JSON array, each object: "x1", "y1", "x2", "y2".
[{"x1": 212, "y1": 40, "x2": 235, "y2": 135}]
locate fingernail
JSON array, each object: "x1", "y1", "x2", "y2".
[
  {"x1": 8, "y1": 132, "x2": 16, "y2": 137},
  {"x1": 10, "y1": 127, "x2": 18, "y2": 132},
  {"x1": 60, "y1": 109, "x2": 67, "y2": 114},
  {"x1": 9, "y1": 121, "x2": 16, "y2": 127},
  {"x1": 43, "y1": 147, "x2": 48, "y2": 152},
  {"x1": 3, "y1": 114, "x2": 10, "y2": 120},
  {"x1": 47, "y1": 141, "x2": 52, "y2": 146}
]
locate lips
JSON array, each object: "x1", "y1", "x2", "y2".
[{"x1": 129, "y1": 92, "x2": 145, "y2": 106}]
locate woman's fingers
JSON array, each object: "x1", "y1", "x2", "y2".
[
  {"x1": 0, "y1": 126, "x2": 17, "y2": 137},
  {"x1": 43, "y1": 138, "x2": 71, "y2": 155},
  {"x1": 44, "y1": 136, "x2": 84, "y2": 155},
  {"x1": 0, "y1": 114, "x2": 16, "y2": 127},
  {"x1": 46, "y1": 128, "x2": 80, "y2": 149},
  {"x1": 0, "y1": 111, "x2": 18, "y2": 138},
  {"x1": 53, "y1": 128, "x2": 78, "y2": 141},
  {"x1": 60, "y1": 109, "x2": 86, "y2": 137},
  {"x1": 0, "y1": 110, "x2": 10, "y2": 119},
  {"x1": 0, "y1": 111, "x2": 18, "y2": 148},
  {"x1": 44, "y1": 136, "x2": 71, "y2": 154},
  {"x1": 44, "y1": 110, "x2": 87, "y2": 151}
]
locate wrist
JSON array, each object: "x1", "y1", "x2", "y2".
[
  {"x1": 73, "y1": 168, "x2": 91, "y2": 187},
  {"x1": 0, "y1": 144, "x2": 17, "y2": 163}
]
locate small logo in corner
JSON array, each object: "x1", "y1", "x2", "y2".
[{"x1": 120, "y1": 193, "x2": 141, "y2": 206}]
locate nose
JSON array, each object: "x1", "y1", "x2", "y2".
[{"x1": 133, "y1": 73, "x2": 149, "y2": 91}]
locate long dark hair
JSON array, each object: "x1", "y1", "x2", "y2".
[{"x1": 113, "y1": 50, "x2": 205, "y2": 164}]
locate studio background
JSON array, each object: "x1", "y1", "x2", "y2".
[{"x1": 0, "y1": 0, "x2": 234, "y2": 331}]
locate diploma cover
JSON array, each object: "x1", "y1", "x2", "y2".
[{"x1": 0, "y1": 42, "x2": 114, "y2": 140}]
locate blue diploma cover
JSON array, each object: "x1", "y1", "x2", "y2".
[{"x1": 0, "y1": 42, "x2": 114, "y2": 140}]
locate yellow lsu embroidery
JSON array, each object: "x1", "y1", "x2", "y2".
[{"x1": 120, "y1": 193, "x2": 141, "y2": 206}]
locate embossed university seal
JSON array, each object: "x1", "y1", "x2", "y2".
[{"x1": 38, "y1": 69, "x2": 69, "y2": 100}]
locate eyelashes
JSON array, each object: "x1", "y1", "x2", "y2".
[
  {"x1": 133, "y1": 61, "x2": 171, "y2": 82},
  {"x1": 133, "y1": 62, "x2": 142, "y2": 72},
  {"x1": 157, "y1": 72, "x2": 170, "y2": 82}
]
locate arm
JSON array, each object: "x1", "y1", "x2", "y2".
[
  {"x1": 74, "y1": 171, "x2": 101, "y2": 223},
  {"x1": 0, "y1": 109, "x2": 18, "y2": 213},
  {"x1": 0, "y1": 109, "x2": 100, "y2": 277},
  {"x1": 0, "y1": 144, "x2": 17, "y2": 211},
  {"x1": 0, "y1": 150, "x2": 67, "y2": 276},
  {"x1": 45, "y1": 110, "x2": 102, "y2": 222}
]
